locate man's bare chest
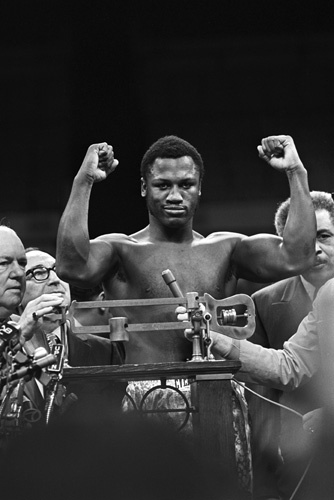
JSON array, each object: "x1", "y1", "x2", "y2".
[{"x1": 111, "y1": 244, "x2": 233, "y2": 299}]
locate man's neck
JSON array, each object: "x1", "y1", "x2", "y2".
[
  {"x1": 300, "y1": 275, "x2": 317, "y2": 301},
  {"x1": 41, "y1": 317, "x2": 64, "y2": 334},
  {"x1": 0, "y1": 307, "x2": 13, "y2": 324},
  {"x1": 148, "y1": 218, "x2": 194, "y2": 243}
]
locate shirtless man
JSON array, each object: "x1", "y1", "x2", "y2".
[{"x1": 56, "y1": 134, "x2": 316, "y2": 365}]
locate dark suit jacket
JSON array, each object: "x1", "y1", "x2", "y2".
[
  {"x1": 248, "y1": 276, "x2": 322, "y2": 499},
  {"x1": 24, "y1": 325, "x2": 125, "y2": 425}
]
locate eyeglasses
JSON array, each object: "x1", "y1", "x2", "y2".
[{"x1": 25, "y1": 265, "x2": 57, "y2": 282}]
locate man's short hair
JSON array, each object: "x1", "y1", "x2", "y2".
[
  {"x1": 275, "y1": 190, "x2": 334, "y2": 237},
  {"x1": 25, "y1": 247, "x2": 41, "y2": 253},
  {"x1": 140, "y1": 135, "x2": 205, "y2": 182}
]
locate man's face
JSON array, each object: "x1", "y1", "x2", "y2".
[
  {"x1": 141, "y1": 156, "x2": 201, "y2": 229},
  {"x1": 21, "y1": 250, "x2": 71, "y2": 309},
  {"x1": 303, "y1": 209, "x2": 334, "y2": 288},
  {"x1": 0, "y1": 229, "x2": 26, "y2": 318}
]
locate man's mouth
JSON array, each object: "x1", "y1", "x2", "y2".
[
  {"x1": 164, "y1": 206, "x2": 186, "y2": 214},
  {"x1": 7, "y1": 285, "x2": 21, "y2": 291}
]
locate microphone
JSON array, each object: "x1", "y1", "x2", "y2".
[
  {"x1": 162, "y1": 269, "x2": 205, "y2": 361},
  {"x1": 162, "y1": 269, "x2": 184, "y2": 298},
  {"x1": 44, "y1": 342, "x2": 66, "y2": 424},
  {"x1": 0, "y1": 320, "x2": 20, "y2": 355},
  {"x1": 3, "y1": 352, "x2": 57, "y2": 383},
  {"x1": 33, "y1": 347, "x2": 48, "y2": 360}
]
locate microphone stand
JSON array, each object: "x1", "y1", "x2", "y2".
[
  {"x1": 0, "y1": 350, "x2": 56, "y2": 439},
  {"x1": 44, "y1": 341, "x2": 66, "y2": 425}
]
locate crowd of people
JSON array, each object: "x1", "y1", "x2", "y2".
[{"x1": 1, "y1": 133, "x2": 333, "y2": 499}]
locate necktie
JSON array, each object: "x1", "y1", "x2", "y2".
[{"x1": 46, "y1": 332, "x2": 60, "y2": 351}]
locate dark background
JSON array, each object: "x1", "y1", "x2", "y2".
[{"x1": 1, "y1": 0, "x2": 334, "y2": 254}]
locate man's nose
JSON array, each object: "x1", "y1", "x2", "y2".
[
  {"x1": 48, "y1": 268, "x2": 60, "y2": 283},
  {"x1": 166, "y1": 186, "x2": 183, "y2": 202},
  {"x1": 9, "y1": 262, "x2": 25, "y2": 278},
  {"x1": 315, "y1": 241, "x2": 322, "y2": 254}
]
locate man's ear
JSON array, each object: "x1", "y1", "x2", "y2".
[
  {"x1": 141, "y1": 177, "x2": 147, "y2": 197},
  {"x1": 98, "y1": 291, "x2": 106, "y2": 314}
]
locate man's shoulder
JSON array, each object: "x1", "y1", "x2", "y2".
[
  {"x1": 317, "y1": 277, "x2": 334, "y2": 299},
  {"x1": 203, "y1": 231, "x2": 245, "y2": 246},
  {"x1": 68, "y1": 332, "x2": 115, "y2": 366},
  {"x1": 206, "y1": 230, "x2": 245, "y2": 240},
  {"x1": 95, "y1": 227, "x2": 154, "y2": 246},
  {"x1": 74, "y1": 332, "x2": 111, "y2": 347},
  {"x1": 252, "y1": 276, "x2": 299, "y2": 301},
  {"x1": 95, "y1": 233, "x2": 138, "y2": 245}
]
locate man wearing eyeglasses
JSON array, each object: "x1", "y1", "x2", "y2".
[
  {"x1": 20, "y1": 247, "x2": 71, "y2": 337},
  {"x1": 0, "y1": 228, "x2": 64, "y2": 351},
  {"x1": 0, "y1": 228, "x2": 72, "y2": 442},
  {"x1": 15, "y1": 247, "x2": 125, "y2": 425}
]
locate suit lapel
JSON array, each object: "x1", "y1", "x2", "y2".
[
  {"x1": 279, "y1": 276, "x2": 304, "y2": 303},
  {"x1": 24, "y1": 378, "x2": 45, "y2": 412},
  {"x1": 25, "y1": 326, "x2": 50, "y2": 355}
]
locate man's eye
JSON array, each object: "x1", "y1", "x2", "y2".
[
  {"x1": 34, "y1": 270, "x2": 45, "y2": 278},
  {"x1": 0, "y1": 261, "x2": 9, "y2": 270},
  {"x1": 318, "y1": 234, "x2": 330, "y2": 241}
]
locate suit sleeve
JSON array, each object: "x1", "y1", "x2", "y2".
[{"x1": 231, "y1": 306, "x2": 321, "y2": 390}]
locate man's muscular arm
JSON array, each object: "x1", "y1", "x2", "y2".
[
  {"x1": 232, "y1": 135, "x2": 316, "y2": 282},
  {"x1": 56, "y1": 142, "x2": 119, "y2": 287}
]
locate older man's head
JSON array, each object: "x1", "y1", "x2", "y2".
[
  {"x1": 0, "y1": 226, "x2": 26, "y2": 319},
  {"x1": 21, "y1": 249, "x2": 71, "y2": 310}
]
